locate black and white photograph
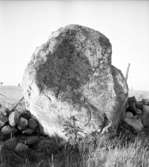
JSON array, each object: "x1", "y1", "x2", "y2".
[{"x1": 0, "y1": 0, "x2": 149, "y2": 166}]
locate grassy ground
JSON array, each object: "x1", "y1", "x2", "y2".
[
  {"x1": 87, "y1": 135, "x2": 149, "y2": 167},
  {"x1": 1, "y1": 122, "x2": 149, "y2": 167},
  {"x1": 1, "y1": 135, "x2": 148, "y2": 167},
  {"x1": 0, "y1": 86, "x2": 22, "y2": 109}
]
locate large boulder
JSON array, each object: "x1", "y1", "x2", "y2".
[{"x1": 22, "y1": 25, "x2": 128, "y2": 140}]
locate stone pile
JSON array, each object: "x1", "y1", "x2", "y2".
[
  {"x1": 124, "y1": 97, "x2": 149, "y2": 133},
  {"x1": 0, "y1": 103, "x2": 43, "y2": 140},
  {"x1": 0, "y1": 101, "x2": 65, "y2": 166}
]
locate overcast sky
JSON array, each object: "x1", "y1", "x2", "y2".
[{"x1": 0, "y1": 0, "x2": 149, "y2": 91}]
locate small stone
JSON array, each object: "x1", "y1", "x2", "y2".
[
  {"x1": 128, "y1": 96, "x2": 136, "y2": 103},
  {"x1": 4, "y1": 137, "x2": 17, "y2": 150},
  {"x1": 126, "y1": 112, "x2": 134, "y2": 118},
  {"x1": 124, "y1": 117, "x2": 143, "y2": 131},
  {"x1": 22, "y1": 128, "x2": 34, "y2": 135},
  {"x1": 35, "y1": 124, "x2": 44, "y2": 135},
  {"x1": 17, "y1": 117, "x2": 28, "y2": 130},
  {"x1": 15, "y1": 143, "x2": 29, "y2": 152},
  {"x1": 136, "y1": 109, "x2": 142, "y2": 114},
  {"x1": 28, "y1": 118, "x2": 38, "y2": 130},
  {"x1": 142, "y1": 112, "x2": 149, "y2": 128},
  {"x1": 0, "y1": 105, "x2": 9, "y2": 116},
  {"x1": 142, "y1": 105, "x2": 149, "y2": 128},
  {"x1": 20, "y1": 110, "x2": 31, "y2": 120},
  {"x1": 143, "y1": 105, "x2": 149, "y2": 113},
  {"x1": 142, "y1": 99, "x2": 149, "y2": 105},
  {"x1": 8, "y1": 112, "x2": 16, "y2": 127},
  {"x1": 136, "y1": 101, "x2": 143, "y2": 110},
  {"x1": 0, "y1": 107, "x2": 8, "y2": 128},
  {"x1": 1, "y1": 125, "x2": 14, "y2": 135},
  {"x1": 9, "y1": 110, "x2": 22, "y2": 127},
  {"x1": 0, "y1": 120, "x2": 5, "y2": 128},
  {"x1": 127, "y1": 97, "x2": 137, "y2": 115}
]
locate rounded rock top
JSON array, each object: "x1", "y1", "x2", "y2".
[
  {"x1": 47, "y1": 24, "x2": 112, "y2": 66},
  {"x1": 23, "y1": 25, "x2": 113, "y2": 95}
]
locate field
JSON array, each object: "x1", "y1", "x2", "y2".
[
  {"x1": 0, "y1": 86, "x2": 23, "y2": 109},
  {"x1": 0, "y1": 86, "x2": 149, "y2": 167}
]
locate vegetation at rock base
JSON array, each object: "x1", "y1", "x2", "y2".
[{"x1": 1, "y1": 122, "x2": 149, "y2": 167}]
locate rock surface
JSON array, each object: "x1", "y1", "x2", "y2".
[
  {"x1": 8, "y1": 111, "x2": 17, "y2": 127},
  {"x1": 124, "y1": 117, "x2": 143, "y2": 131},
  {"x1": 22, "y1": 24, "x2": 128, "y2": 140},
  {"x1": 15, "y1": 143, "x2": 29, "y2": 152},
  {"x1": 28, "y1": 118, "x2": 38, "y2": 130},
  {"x1": 0, "y1": 105, "x2": 8, "y2": 128},
  {"x1": 1, "y1": 125, "x2": 15, "y2": 135},
  {"x1": 17, "y1": 117, "x2": 28, "y2": 130}
]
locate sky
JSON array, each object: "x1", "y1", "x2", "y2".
[{"x1": 0, "y1": 0, "x2": 149, "y2": 91}]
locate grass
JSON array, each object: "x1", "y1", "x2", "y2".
[
  {"x1": 1, "y1": 127, "x2": 149, "y2": 167},
  {"x1": 88, "y1": 137, "x2": 149, "y2": 167}
]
